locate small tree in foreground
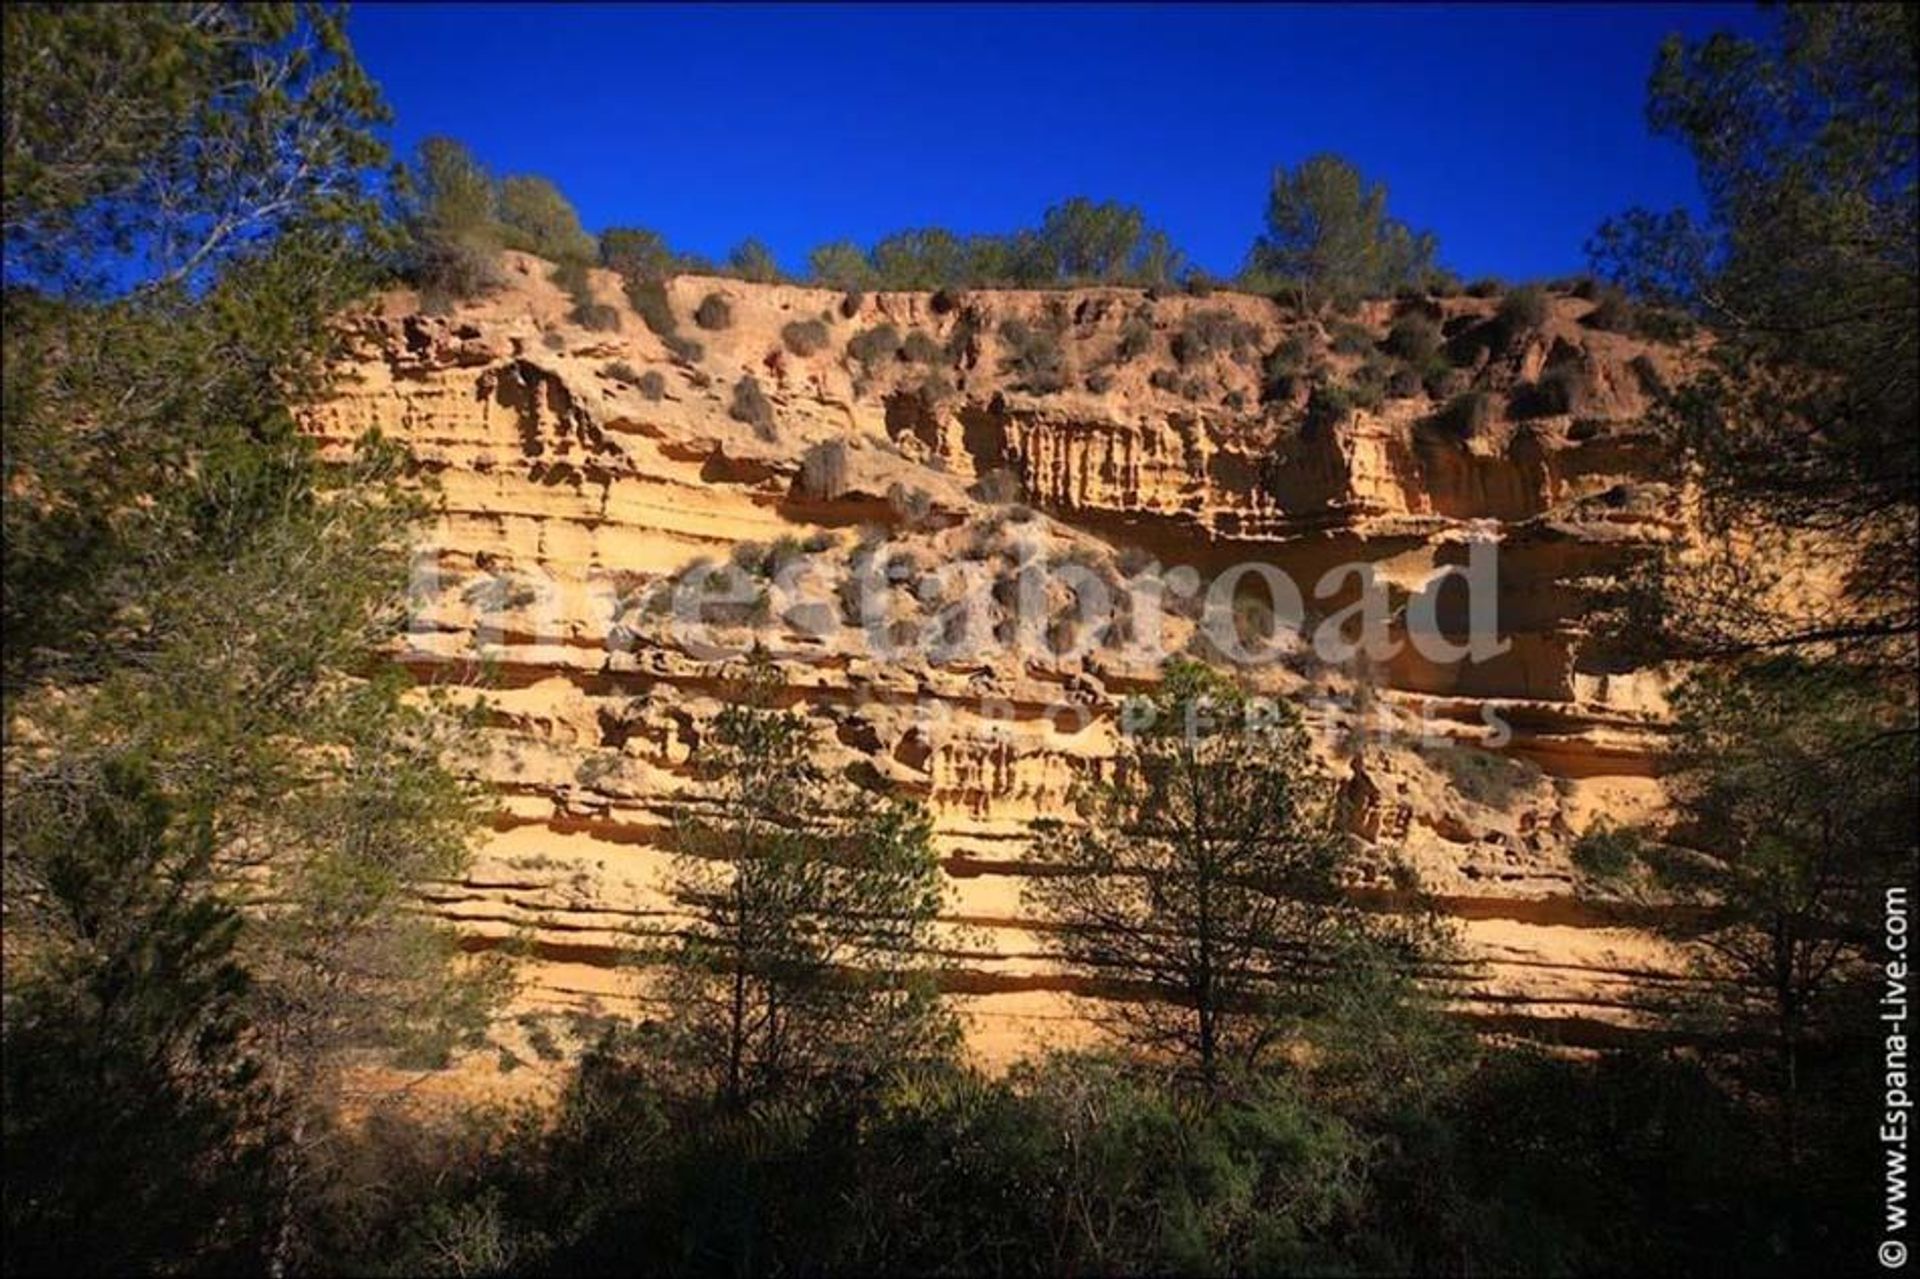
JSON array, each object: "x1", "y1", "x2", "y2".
[
  {"x1": 1575, "y1": 658, "x2": 1916, "y2": 1162},
  {"x1": 1027, "y1": 659, "x2": 1431, "y2": 1090},
  {"x1": 656, "y1": 656, "x2": 955, "y2": 1107}
]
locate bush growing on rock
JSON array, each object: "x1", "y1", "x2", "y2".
[
  {"x1": 900, "y1": 330, "x2": 941, "y2": 364},
  {"x1": 848, "y1": 324, "x2": 902, "y2": 368},
  {"x1": 625, "y1": 277, "x2": 678, "y2": 336},
  {"x1": 1261, "y1": 331, "x2": 1320, "y2": 402},
  {"x1": 1422, "y1": 363, "x2": 1468, "y2": 400},
  {"x1": 1114, "y1": 313, "x2": 1155, "y2": 363},
  {"x1": 694, "y1": 293, "x2": 733, "y2": 330},
  {"x1": 729, "y1": 374, "x2": 776, "y2": 439},
  {"x1": 997, "y1": 319, "x2": 1067, "y2": 394},
  {"x1": 796, "y1": 440, "x2": 851, "y2": 501},
  {"x1": 1303, "y1": 382, "x2": 1360, "y2": 432},
  {"x1": 662, "y1": 333, "x2": 704, "y2": 364},
  {"x1": 1171, "y1": 309, "x2": 1261, "y2": 367},
  {"x1": 572, "y1": 301, "x2": 620, "y2": 331},
  {"x1": 781, "y1": 318, "x2": 831, "y2": 356},
  {"x1": 886, "y1": 482, "x2": 935, "y2": 528},
  {"x1": 1383, "y1": 312, "x2": 1442, "y2": 364},
  {"x1": 1328, "y1": 319, "x2": 1376, "y2": 356},
  {"x1": 1492, "y1": 285, "x2": 1550, "y2": 344},
  {"x1": 1430, "y1": 389, "x2": 1495, "y2": 438},
  {"x1": 407, "y1": 136, "x2": 508, "y2": 306}
]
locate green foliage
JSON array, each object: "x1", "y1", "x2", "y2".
[
  {"x1": 494, "y1": 173, "x2": 596, "y2": 263},
  {"x1": 1628, "y1": 352, "x2": 1669, "y2": 400},
  {"x1": 727, "y1": 236, "x2": 783, "y2": 284},
  {"x1": 796, "y1": 440, "x2": 850, "y2": 501},
  {"x1": 872, "y1": 226, "x2": 969, "y2": 289},
  {"x1": 1115, "y1": 312, "x2": 1155, "y2": 362},
  {"x1": 1578, "y1": 661, "x2": 1915, "y2": 1058},
  {"x1": 1027, "y1": 660, "x2": 1434, "y2": 1089},
  {"x1": 1260, "y1": 331, "x2": 1320, "y2": 402},
  {"x1": 2, "y1": 10, "x2": 494, "y2": 1271},
  {"x1": 1037, "y1": 195, "x2": 1145, "y2": 281},
  {"x1": 812, "y1": 202, "x2": 1188, "y2": 291},
  {"x1": 406, "y1": 136, "x2": 504, "y2": 304},
  {"x1": 808, "y1": 239, "x2": 879, "y2": 290},
  {"x1": 1304, "y1": 382, "x2": 1359, "y2": 433},
  {"x1": 1581, "y1": 284, "x2": 1638, "y2": 332},
  {"x1": 1382, "y1": 312, "x2": 1442, "y2": 364},
  {"x1": 3, "y1": 757, "x2": 265, "y2": 1274},
  {"x1": 2, "y1": 3, "x2": 395, "y2": 294},
  {"x1": 552, "y1": 256, "x2": 618, "y2": 330},
  {"x1": 599, "y1": 224, "x2": 696, "y2": 281},
  {"x1": 1248, "y1": 154, "x2": 1438, "y2": 312},
  {"x1": 655, "y1": 659, "x2": 954, "y2": 1106},
  {"x1": 1588, "y1": 4, "x2": 1918, "y2": 669},
  {"x1": 661, "y1": 332, "x2": 705, "y2": 364},
  {"x1": 1328, "y1": 318, "x2": 1376, "y2": 356}
]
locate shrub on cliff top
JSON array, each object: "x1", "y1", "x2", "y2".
[
  {"x1": 1249, "y1": 153, "x2": 1438, "y2": 312},
  {"x1": 496, "y1": 174, "x2": 597, "y2": 263},
  {"x1": 726, "y1": 237, "x2": 784, "y2": 284},
  {"x1": 1492, "y1": 285, "x2": 1550, "y2": 345}
]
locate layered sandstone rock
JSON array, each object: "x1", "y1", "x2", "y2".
[{"x1": 304, "y1": 254, "x2": 1703, "y2": 1066}]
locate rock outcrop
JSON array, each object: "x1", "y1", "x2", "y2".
[{"x1": 304, "y1": 254, "x2": 1702, "y2": 1065}]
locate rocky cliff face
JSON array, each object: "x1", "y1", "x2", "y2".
[{"x1": 304, "y1": 254, "x2": 1701, "y2": 1065}]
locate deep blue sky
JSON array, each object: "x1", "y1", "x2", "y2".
[{"x1": 351, "y1": 2, "x2": 1771, "y2": 282}]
